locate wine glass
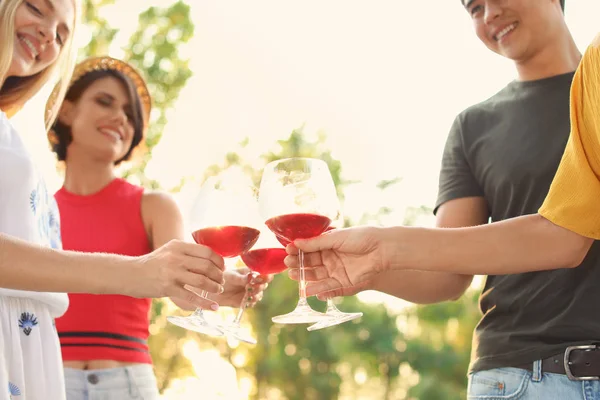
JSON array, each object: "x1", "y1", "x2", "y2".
[
  {"x1": 220, "y1": 229, "x2": 289, "y2": 344},
  {"x1": 306, "y1": 214, "x2": 362, "y2": 331},
  {"x1": 167, "y1": 175, "x2": 260, "y2": 338},
  {"x1": 258, "y1": 157, "x2": 339, "y2": 324}
]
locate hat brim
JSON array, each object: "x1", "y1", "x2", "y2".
[{"x1": 45, "y1": 56, "x2": 151, "y2": 132}]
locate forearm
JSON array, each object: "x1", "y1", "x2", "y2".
[
  {"x1": 0, "y1": 233, "x2": 135, "y2": 294},
  {"x1": 384, "y1": 214, "x2": 592, "y2": 275},
  {"x1": 370, "y1": 270, "x2": 472, "y2": 304}
]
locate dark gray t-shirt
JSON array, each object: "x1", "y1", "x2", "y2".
[{"x1": 436, "y1": 71, "x2": 600, "y2": 373}]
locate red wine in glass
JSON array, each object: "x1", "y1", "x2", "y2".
[
  {"x1": 275, "y1": 235, "x2": 291, "y2": 247},
  {"x1": 276, "y1": 224, "x2": 334, "y2": 247},
  {"x1": 192, "y1": 226, "x2": 260, "y2": 258},
  {"x1": 241, "y1": 248, "x2": 288, "y2": 275},
  {"x1": 265, "y1": 213, "x2": 331, "y2": 243},
  {"x1": 224, "y1": 246, "x2": 286, "y2": 343}
]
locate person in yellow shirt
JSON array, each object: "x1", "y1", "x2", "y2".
[{"x1": 539, "y1": 34, "x2": 600, "y2": 239}]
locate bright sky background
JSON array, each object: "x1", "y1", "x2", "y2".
[
  {"x1": 16, "y1": 0, "x2": 600, "y2": 229},
  {"x1": 11, "y1": 1, "x2": 600, "y2": 398}
]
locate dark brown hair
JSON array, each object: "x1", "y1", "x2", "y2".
[{"x1": 461, "y1": 0, "x2": 565, "y2": 12}]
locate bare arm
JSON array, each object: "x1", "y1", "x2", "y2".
[
  {"x1": 0, "y1": 233, "x2": 224, "y2": 304},
  {"x1": 368, "y1": 197, "x2": 487, "y2": 304},
  {"x1": 0, "y1": 233, "x2": 135, "y2": 294},
  {"x1": 288, "y1": 211, "x2": 591, "y2": 298},
  {"x1": 386, "y1": 213, "x2": 592, "y2": 275}
]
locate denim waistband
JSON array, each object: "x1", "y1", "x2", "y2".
[{"x1": 64, "y1": 364, "x2": 156, "y2": 391}]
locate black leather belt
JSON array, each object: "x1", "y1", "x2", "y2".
[{"x1": 517, "y1": 345, "x2": 600, "y2": 381}]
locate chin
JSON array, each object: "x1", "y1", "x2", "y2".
[
  {"x1": 488, "y1": 42, "x2": 520, "y2": 60},
  {"x1": 501, "y1": 49, "x2": 528, "y2": 63},
  {"x1": 8, "y1": 61, "x2": 30, "y2": 78},
  {"x1": 95, "y1": 149, "x2": 119, "y2": 164}
]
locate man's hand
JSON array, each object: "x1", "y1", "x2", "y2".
[{"x1": 285, "y1": 226, "x2": 386, "y2": 297}]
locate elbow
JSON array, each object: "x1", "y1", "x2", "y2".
[
  {"x1": 556, "y1": 232, "x2": 594, "y2": 269},
  {"x1": 562, "y1": 238, "x2": 593, "y2": 268},
  {"x1": 445, "y1": 285, "x2": 469, "y2": 303},
  {"x1": 535, "y1": 215, "x2": 593, "y2": 269},
  {"x1": 412, "y1": 281, "x2": 469, "y2": 305}
]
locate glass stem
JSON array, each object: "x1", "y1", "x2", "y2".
[
  {"x1": 326, "y1": 298, "x2": 340, "y2": 313},
  {"x1": 233, "y1": 272, "x2": 256, "y2": 325},
  {"x1": 191, "y1": 290, "x2": 209, "y2": 318},
  {"x1": 192, "y1": 308, "x2": 204, "y2": 318},
  {"x1": 298, "y1": 249, "x2": 309, "y2": 306}
]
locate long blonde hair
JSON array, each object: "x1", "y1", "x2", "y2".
[{"x1": 0, "y1": 0, "x2": 79, "y2": 127}]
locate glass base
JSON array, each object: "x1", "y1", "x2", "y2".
[
  {"x1": 218, "y1": 323, "x2": 257, "y2": 345},
  {"x1": 307, "y1": 312, "x2": 363, "y2": 331},
  {"x1": 167, "y1": 315, "x2": 224, "y2": 337},
  {"x1": 272, "y1": 302, "x2": 330, "y2": 324}
]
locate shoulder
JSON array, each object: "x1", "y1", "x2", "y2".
[
  {"x1": 462, "y1": 84, "x2": 513, "y2": 119},
  {"x1": 142, "y1": 191, "x2": 182, "y2": 223},
  {"x1": 583, "y1": 33, "x2": 600, "y2": 66},
  {"x1": 141, "y1": 191, "x2": 180, "y2": 214},
  {"x1": 0, "y1": 112, "x2": 18, "y2": 145},
  {"x1": 140, "y1": 190, "x2": 183, "y2": 231},
  {"x1": 140, "y1": 190, "x2": 185, "y2": 245},
  {"x1": 592, "y1": 32, "x2": 600, "y2": 48},
  {"x1": 448, "y1": 84, "x2": 513, "y2": 141}
]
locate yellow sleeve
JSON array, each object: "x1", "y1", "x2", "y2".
[{"x1": 539, "y1": 37, "x2": 600, "y2": 239}]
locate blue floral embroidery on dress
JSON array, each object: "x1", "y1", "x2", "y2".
[
  {"x1": 18, "y1": 312, "x2": 38, "y2": 336},
  {"x1": 29, "y1": 178, "x2": 61, "y2": 249},
  {"x1": 9, "y1": 382, "x2": 21, "y2": 398},
  {"x1": 29, "y1": 189, "x2": 38, "y2": 214},
  {"x1": 47, "y1": 198, "x2": 61, "y2": 250}
]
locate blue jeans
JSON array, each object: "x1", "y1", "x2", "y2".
[
  {"x1": 468, "y1": 360, "x2": 600, "y2": 399},
  {"x1": 64, "y1": 365, "x2": 160, "y2": 400}
]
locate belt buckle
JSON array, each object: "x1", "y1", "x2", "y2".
[{"x1": 564, "y1": 345, "x2": 600, "y2": 381}]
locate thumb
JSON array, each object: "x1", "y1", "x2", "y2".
[{"x1": 294, "y1": 230, "x2": 339, "y2": 253}]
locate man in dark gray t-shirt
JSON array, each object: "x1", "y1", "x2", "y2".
[{"x1": 431, "y1": 0, "x2": 600, "y2": 398}]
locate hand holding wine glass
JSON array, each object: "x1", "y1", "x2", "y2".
[
  {"x1": 259, "y1": 157, "x2": 340, "y2": 324},
  {"x1": 284, "y1": 225, "x2": 387, "y2": 297},
  {"x1": 212, "y1": 268, "x2": 272, "y2": 308},
  {"x1": 136, "y1": 239, "x2": 226, "y2": 305}
]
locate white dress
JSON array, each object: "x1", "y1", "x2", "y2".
[{"x1": 0, "y1": 111, "x2": 68, "y2": 400}]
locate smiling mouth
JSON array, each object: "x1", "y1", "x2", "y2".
[
  {"x1": 99, "y1": 128, "x2": 123, "y2": 142},
  {"x1": 494, "y1": 23, "x2": 518, "y2": 42},
  {"x1": 18, "y1": 35, "x2": 40, "y2": 60}
]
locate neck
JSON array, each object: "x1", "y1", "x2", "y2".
[
  {"x1": 63, "y1": 152, "x2": 117, "y2": 196},
  {"x1": 515, "y1": 27, "x2": 581, "y2": 81}
]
